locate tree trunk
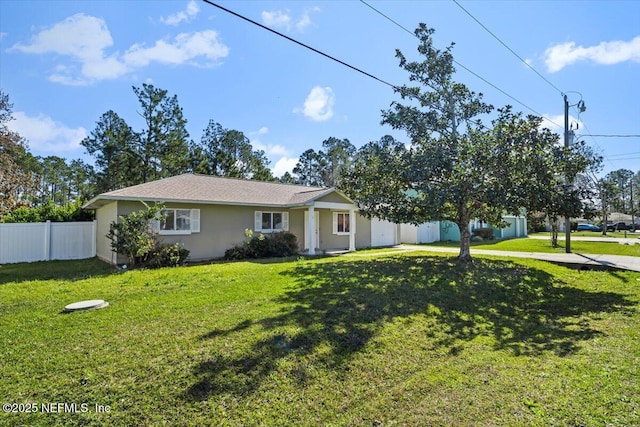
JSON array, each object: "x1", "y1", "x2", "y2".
[
  {"x1": 550, "y1": 220, "x2": 559, "y2": 247},
  {"x1": 457, "y1": 220, "x2": 473, "y2": 263}
]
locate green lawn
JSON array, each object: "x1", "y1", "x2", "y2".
[
  {"x1": 1, "y1": 253, "x2": 639, "y2": 426},
  {"x1": 426, "y1": 236, "x2": 640, "y2": 257}
]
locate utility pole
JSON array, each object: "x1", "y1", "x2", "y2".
[
  {"x1": 564, "y1": 95, "x2": 571, "y2": 253},
  {"x1": 631, "y1": 177, "x2": 636, "y2": 232},
  {"x1": 601, "y1": 181, "x2": 608, "y2": 236},
  {"x1": 563, "y1": 93, "x2": 586, "y2": 253}
]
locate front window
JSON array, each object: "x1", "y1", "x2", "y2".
[
  {"x1": 261, "y1": 212, "x2": 284, "y2": 232},
  {"x1": 161, "y1": 209, "x2": 192, "y2": 233},
  {"x1": 335, "y1": 212, "x2": 350, "y2": 234}
]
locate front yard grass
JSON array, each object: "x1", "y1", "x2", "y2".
[{"x1": 1, "y1": 253, "x2": 639, "y2": 426}]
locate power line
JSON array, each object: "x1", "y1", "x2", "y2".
[
  {"x1": 201, "y1": 0, "x2": 396, "y2": 89},
  {"x1": 206, "y1": 0, "x2": 564, "y2": 130},
  {"x1": 578, "y1": 134, "x2": 640, "y2": 138},
  {"x1": 574, "y1": 117, "x2": 614, "y2": 170},
  {"x1": 449, "y1": 0, "x2": 630, "y2": 172},
  {"x1": 605, "y1": 156, "x2": 640, "y2": 162},
  {"x1": 451, "y1": 0, "x2": 564, "y2": 96},
  {"x1": 604, "y1": 151, "x2": 640, "y2": 158},
  {"x1": 450, "y1": 0, "x2": 619, "y2": 168},
  {"x1": 358, "y1": 0, "x2": 559, "y2": 126}
]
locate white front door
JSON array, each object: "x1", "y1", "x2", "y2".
[{"x1": 304, "y1": 211, "x2": 320, "y2": 250}]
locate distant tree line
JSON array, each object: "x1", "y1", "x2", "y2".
[{"x1": 0, "y1": 85, "x2": 357, "y2": 221}]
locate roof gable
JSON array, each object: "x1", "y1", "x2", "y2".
[{"x1": 83, "y1": 174, "x2": 353, "y2": 209}]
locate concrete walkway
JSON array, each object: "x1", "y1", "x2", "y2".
[
  {"x1": 398, "y1": 244, "x2": 640, "y2": 272},
  {"x1": 527, "y1": 234, "x2": 640, "y2": 245}
]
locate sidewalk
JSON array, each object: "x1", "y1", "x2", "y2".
[
  {"x1": 527, "y1": 234, "x2": 640, "y2": 245},
  {"x1": 399, "y1": 244, "x2": 640, "y2": 272}
]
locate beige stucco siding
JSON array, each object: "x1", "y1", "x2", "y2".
[
  {"x1": 309, "y1": 209, "x2": 372, "y2": 251},
  {"x1": 315, "y1": 192, "x2": 353, "y2": 204},
  {"x1": 287, "y1": 209, "x2": 305, "y2": 248},
  {"x1": 115, "y1": 201, "x2": 302, "y2": 261},
  {"x1": 95, "y1": 196, "x2": 379, "y2": 263},
  {"x1": 95, "y1": 200, "x2": 118, "y2": 264}
]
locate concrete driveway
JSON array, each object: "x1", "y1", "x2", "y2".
[
  {"x1": 528, "y1": 234, "x2": 639, "y2": 245},
  {"x1": 399, "y1": 244, "x2": 640, "y2": 272}
]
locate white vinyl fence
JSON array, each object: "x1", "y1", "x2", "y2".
[{"x1": 0, "y1": 220, "x2": 96, "y2": 264}]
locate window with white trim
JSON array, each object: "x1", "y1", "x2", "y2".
[
  {"x1": 255, "y1": 211, "x2": 289, "y2": 233},
  {"x1": 157, "y1": 208, "x2": 200, "y2": 235},
  {"x1": 333, "y1": 212, "x2": 351, "y2": 235}
]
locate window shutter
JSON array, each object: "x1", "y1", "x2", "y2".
[
  {"x1": 150, "y1": 219, "x2": 160, "y2": 234},
  {"x1": 254, "y1": 211, "x2": 262, "y2": 232},
  {"x1": 191, "y1": 209, "x2": 200, "y2": 233},
  {"x1": 150, "y1": 211, "x2": 161, "y2": 233},
  {"x1": 283, "y1": 212, "x2": 289, "y2": 231},
  {"x1": 332, "y1": 212, "x2": 338, "y2": 235}
]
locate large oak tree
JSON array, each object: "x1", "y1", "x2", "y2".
[{"x1": 343, "y1": 24, "x2": 595, "y2": 263}]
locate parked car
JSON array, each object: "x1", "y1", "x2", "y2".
[
  {"x1": 606, "y1": 222, "x2": 632, "y2": 231},
  {"x1": 576, "y1": 223, "x2": 601, "y2": 232}
]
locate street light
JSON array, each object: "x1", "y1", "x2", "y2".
[{"x1": 563, "y1": 92, "x2": 586, "y2": 253}]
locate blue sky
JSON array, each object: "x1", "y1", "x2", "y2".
[{"x1": 1, "y1": 0, "x2": 638, "y2": 179}]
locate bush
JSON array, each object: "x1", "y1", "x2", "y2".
[
  {"x1": 225, "y1": 230, "x2": 299, "y2": 260},
  {"x1": 107, "y1": 203, "x2": 162, "y2": 267},
  {"x1": 1, "y1": 199, "x2": 94, "y2": 223},
  {"x1": 107, "y1": 202, "x2": 190, "y2": 268},
  {"x1": 472, "y1": 227, "x2": 494, "y2": 240},
  {"x1": 146, "y1": 242, "x2": 190, "y2": 268}
]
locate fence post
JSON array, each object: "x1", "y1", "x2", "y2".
[{"x1": 44, "y1": 220, "x2": 51, "y2": 261}]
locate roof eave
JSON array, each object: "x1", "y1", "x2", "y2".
[
  {"x1": 83, "y1": 195, "x2": 310, "y2": 210},
  {"x1": 295, "y1": 187, "x2": 356, "y2": 204}
]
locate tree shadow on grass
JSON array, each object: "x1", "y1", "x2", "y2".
[
  {"x1": 0, "y1": 258, "x2": 115, "y2": 284},
  {"x1": 185, "y1": 255, "x2": 634, "y2": 401}
]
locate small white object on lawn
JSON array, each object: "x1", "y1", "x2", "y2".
[{"x1": 64, "y1": 299, "x2": 109, "y2": 312}]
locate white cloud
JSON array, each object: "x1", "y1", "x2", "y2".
[
  {"x1": 248, "y1": 127, "x2": 295, "y2": 176},
  {"x1": 9, "y1": 13, "x2": 127, "y2": 85},
  {"x1": 123, "y1": 31, "x2": 229, "y2": 68},
  {"x1": 544, "y1": 36, "x2": 640, "y2": 73},
  {"x1": 8, "y1": 112, "x2": 87, "y2": 152},
  {"x1": 262, "y1": 8, "x2": 319, "y2": 33},
  {"x1": 539, "y1": 114, "x2": 584, "y2": 134},
  {"x1": 252, "y1": 139, "x2": 291, "y2": 158},
  {"x1": 272, "y1": 156, "x2": 299, "y2": 177},
  {"x1": 11, "y1": 14, "x2": 112, "y2": 58},
  {"x1": 299, "y1": 86, "x2": 335, "y2": 122},
  {"x1": 267, "y1": 144, "x2": 291, "y2": 157},
  {"x1": 295, "y1": 12, "x2": 312, "y2": 32},
  {"x1": 261, "y1": 10, "x2": 292, "y2": 31},
  {"x1": 9, "y1": 13, "x2": 230, "y2": 85},
  {"x1": 161, "y1": 0, "x2": 200, "y2": 26}
]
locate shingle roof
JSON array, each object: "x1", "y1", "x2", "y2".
[{"x1": 83, "y1": 174, "x2": 345, "y2": 209}]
